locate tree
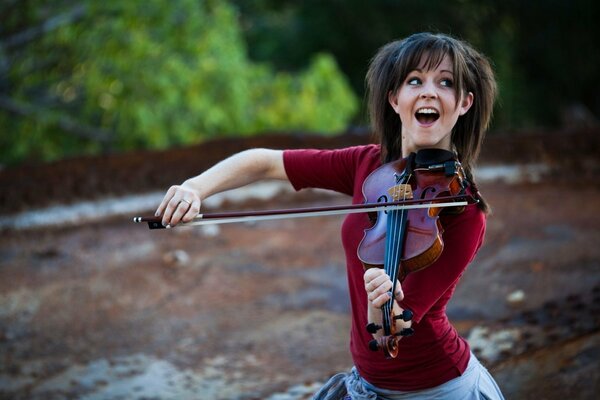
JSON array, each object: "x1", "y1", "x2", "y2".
[
  {"x1": 232, "y1": 0, "x2": 600, "y2": 129},
  {"x1": 0, "y1": 0, "x2": 358, "y2": 165}
]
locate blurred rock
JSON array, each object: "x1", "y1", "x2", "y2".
[
  {"x1": 506, "y1": 289, "x2": 526, "y2": 306},
  {"x1": 162, "y1": 249, "x2": 190, "y2": 267},
  {"x1": 468, "y1": 326, "x2": 521, "y2": 364}
]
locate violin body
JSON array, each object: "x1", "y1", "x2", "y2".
[{"x1": 358, "y1": 150, "x2": 466, "y2": 280}]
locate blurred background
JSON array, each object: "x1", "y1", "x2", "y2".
[
  {"x1": 1, "y1": 1, "x2": 599, "y2": 399},
  {"x1": 1, "y1": 0, "x2": 598, "y2": 166}
]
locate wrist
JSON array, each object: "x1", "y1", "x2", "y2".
[{"x1": 181, "y1": 179, "x2": 204, "y2": 200}]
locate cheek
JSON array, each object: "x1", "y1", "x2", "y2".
[
  {"x1": 441, "y1": 96, "x2": 461, "y2": 118},
  {"x1": 398, "y1": 110, "x2": 413, "y2": 126},
  {"x1": 396, "y1": 96, "x2": 413, "y2": 121}
]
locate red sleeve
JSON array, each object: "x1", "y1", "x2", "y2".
[
  {"x1": 398, "y1": 205, "x2": 486, "y2": 323},
  {"x1": 283, "y1": 145, "x2": 379, "y2": 196}
]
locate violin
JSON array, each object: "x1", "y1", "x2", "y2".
[{"x1": 359, "y1": 148, "x2": 471, "y2": 358}]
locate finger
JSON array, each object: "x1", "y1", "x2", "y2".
[
  {"x1": 365, "y1": 273, "x2": 390, "y2": 293},
  {"x1": 169, "y1": 198, "x2": 192, "y2": 227},
  {"x1": 181, "y1": 198, "x2": 201, "y2": 222},
  {"x1": 364, "y1": 268, "x2": 386, "y2": 283},
  {"x1": 368, "y1": 280, "x2": 392, "y2": 302},
  {"x1": 364, "y1": 269, "x2": 389, "y2": 290},
  {"x1": 156, "y1": 186, "x2": 178, "y2": 218},
  {"x1": 394, "y1": 281, "x2": 404, "y2": 301},
  {"x1": 162, "y1": 193, "x2": 185, "y2": 227},
  {"x1": 371, "y1": 292, "x2": 393, "y2": 308}
]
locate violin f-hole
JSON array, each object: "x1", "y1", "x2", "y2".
[
  {"x1": 377, "y1": 195, "x2": 389, "y2": 214},
  {"x1": 420, "y1": 186, "x2": 437, "y2": 199}
]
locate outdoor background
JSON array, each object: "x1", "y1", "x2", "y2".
[
  {"x1": 1, "y1": 1, "x2": 599, "y2": 399},
  {"x1": 1, "y1": 0, "x2": 598, "y2": 165}
]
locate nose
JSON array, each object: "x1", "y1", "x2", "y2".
[{"x1": 420, "y1": 81, "x2": 438, "y2": 99}]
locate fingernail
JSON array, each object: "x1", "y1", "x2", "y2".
[
  {"x1": 155, "y1": 211, "x2": 160, "y2": 217},
  {"x1": 166, "y1": 224, "x2": 171, "y2": 229}
]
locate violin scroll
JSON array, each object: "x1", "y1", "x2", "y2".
[
  {"x1": 365, "y1": 306, "x2": 414, "y2": 358},
  {"x1": 367, "y1": 326, "x2": 414, "y2": 358}
]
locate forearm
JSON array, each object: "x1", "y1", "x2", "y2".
[
  {"x1": 182, "y1": 148, "x2": 287, "y2": 200},
  {"x1": 157, "y1": 148, "x2": 287, "y2": 226}
]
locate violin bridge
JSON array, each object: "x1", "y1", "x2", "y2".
[{"x1": 388, "y1": 184, "x2": 413, "y2": 201}]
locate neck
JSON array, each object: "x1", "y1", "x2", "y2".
[{"x1": 402, "y1": 144, "x2": 452, "y2": 159}]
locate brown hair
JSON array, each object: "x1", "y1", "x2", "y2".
[{"x1": 365, "y1": 32, "x2": 497, "y2": 213}]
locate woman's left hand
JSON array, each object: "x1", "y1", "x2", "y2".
[{"x1": 363, "y1": 268, "x2": 404, "y2": 308}]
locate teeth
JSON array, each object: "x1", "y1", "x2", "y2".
[{"x1": 416, "y1": 108, "x2": 438, "y2": 114}]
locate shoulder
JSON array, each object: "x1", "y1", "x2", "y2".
[
  {"x1": 283, "y1": 144, "x2": 381, "y2": 170},
  {"x1": 285, "y1": 143, "x2": 380, "y2": 156},
  {"x1": 337, "y1": 143, "x2": 381, "y2": 168},
  {"x1": 282, "y1": 144, "x2": 381, "y2": 195}
]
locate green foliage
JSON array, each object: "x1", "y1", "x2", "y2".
[
  {"x1": 4, "y1": 0, "x2": 598, "y2": 165},
  {"x1": 233, "y1": 0, "x2": 600, "y2": 130},
  {"x1": 1, "y1": 0, "x2": 358, "y2": 165},
  {"x1": 248, "y1": 53, "x2": 358, "y2": 134}
]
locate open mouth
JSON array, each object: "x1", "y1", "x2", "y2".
[{"x1": 415, "y1": 108, "x2": 440, "y2": 125}]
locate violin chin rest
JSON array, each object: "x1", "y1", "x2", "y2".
[{"x1": 414, "y1": 148, "x2": 456, "y2": 167}]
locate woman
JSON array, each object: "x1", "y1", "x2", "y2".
[{"x1": 156, "y1": 32, "x2": 504, "y2": 399}]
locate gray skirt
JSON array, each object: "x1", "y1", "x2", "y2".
[{"x1": 313, "y1": 353, "x2": 505, "y2": 400}]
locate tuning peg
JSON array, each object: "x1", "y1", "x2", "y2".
[
  {"x1": 394, "y1": 309, "x2": 413, "y2": 322},
  {"x1": 366, "y1": 323, "x2": 382, "y2": 334},
  {"x1": 368, "y1": 340, "x2": 381, "y2": 351},
  {"x1": 395, "y1": 328, "x2": 414, "y2": 337}
]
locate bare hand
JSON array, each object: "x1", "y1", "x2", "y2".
[
  {"x1": 364, "y1": 268, "x2": 404, "y2": 308},
  {"x1": 155, "y1": 185, "x2": 201, "y2": 227}
]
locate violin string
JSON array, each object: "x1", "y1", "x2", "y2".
[
  {"x1": 384, "y1": 180, "x2": 398, "y2": 333},
  {"x1": 384, "y1": 209, "x2": 398, "y2": 333},
  {"x1": 389, "y1": 210, "x2": 400, "y2": 331},
  {"x1": 383, "y1": 199, "x2": 396, "y2": 332},
  {"x1": 382, "y1": 171, "x2": 411, "y2": 335},
  {"x1": 393, "y1": 172, "x2": 411, "y2": 295},
  {"x1": 388, "y1": 175, "x2": 404, "y2": 332},
  {"x1": 383, "y1": 208, "x2": 393, "y2": 333}
]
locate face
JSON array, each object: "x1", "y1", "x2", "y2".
[{"x1": 388, "y1": 54, "x2": 473, "y2": 157}]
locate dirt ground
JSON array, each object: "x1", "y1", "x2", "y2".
[{"x1": 1, "y1": 128, "x2": 599, "y2": 399}]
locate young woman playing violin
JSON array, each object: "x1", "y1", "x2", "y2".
[{"x1": 155, "y1": 33, "x2": 504, "y2": 399}]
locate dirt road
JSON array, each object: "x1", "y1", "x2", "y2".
[{"x1": 1, "y1": 129, "x2": 599, "y2": 399}]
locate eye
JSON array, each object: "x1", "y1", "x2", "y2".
[
  {"x1": 407, "y1": 77, "x2": 421, "y2": 85},
  {"x1": 440, "y1": 78, "x2": 454, "y2": 88}
]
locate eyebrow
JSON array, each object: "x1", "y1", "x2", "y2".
[{"x1": 411, "y1": 68, "x2": 454, "y2": 74}]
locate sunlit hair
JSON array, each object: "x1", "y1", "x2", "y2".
[{"x1": 366, "y1": 32, "x2": 497, "y2": 213}]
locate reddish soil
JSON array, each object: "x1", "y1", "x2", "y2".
[{"x1": 1, "y1": 128, "x2": 599, "y2": 399}]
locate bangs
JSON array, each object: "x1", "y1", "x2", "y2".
[
  {"x1": 411, "y1": 45, "x2": 449, "y2": 72},
  {"x1": 390, "y1": 35, "x2": 466, "y2": 95}
]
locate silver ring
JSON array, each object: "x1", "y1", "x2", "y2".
[{"x1": 180, "y1": 199, "x2": 191, "y2": 205}]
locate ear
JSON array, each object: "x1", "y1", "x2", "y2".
[
  {"x1": 459, "y1": 92, "x2": 474, "y2": 116},
  {"x1": 388, "y1": 90, "x2": 401, "y2": 114}
]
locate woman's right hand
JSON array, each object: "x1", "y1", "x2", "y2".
[{"x1": 155, "y1": 184, "x2": 201, "y2": 228}]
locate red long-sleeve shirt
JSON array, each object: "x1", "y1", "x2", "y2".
[{"x1": 283, "y1": 145, "x2": 486, "y2": 391}]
